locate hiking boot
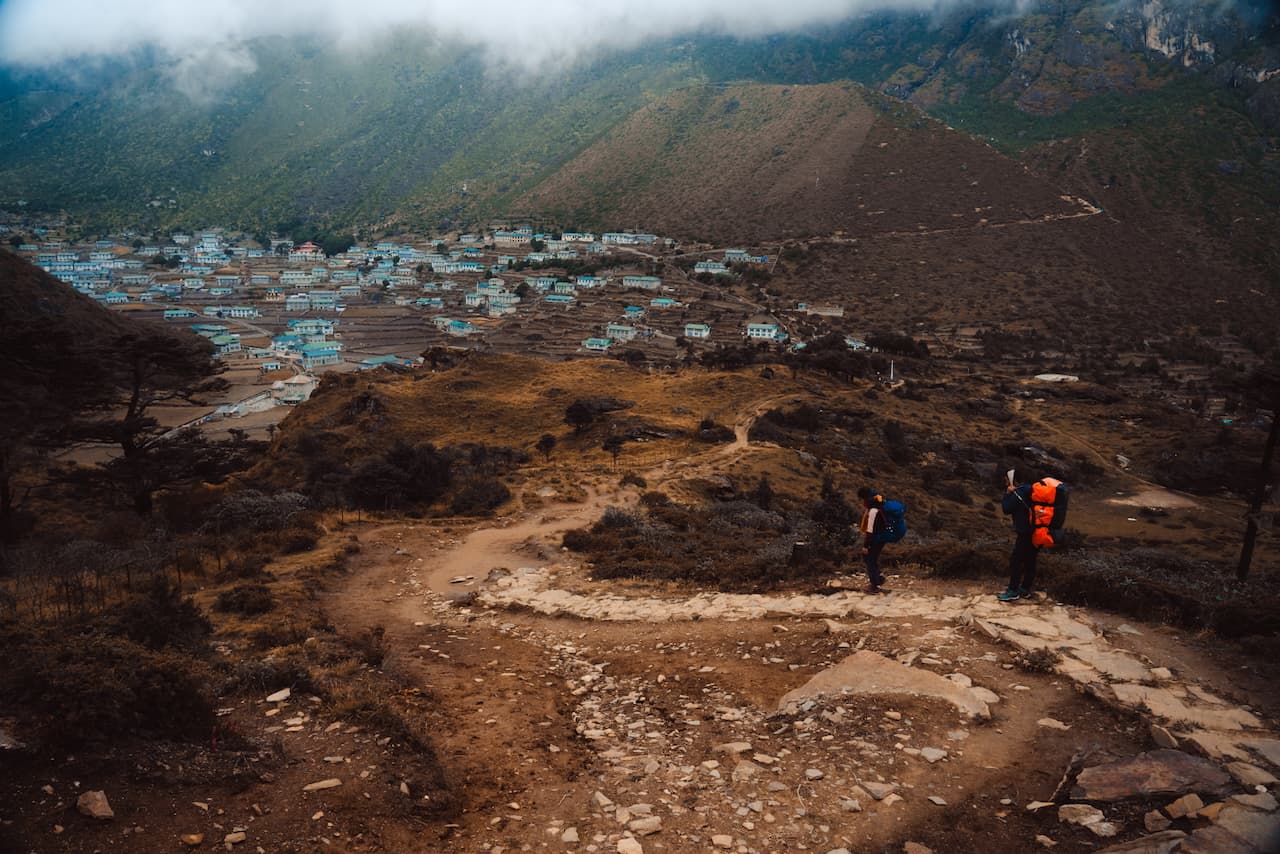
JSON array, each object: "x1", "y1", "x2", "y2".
[
  {"x1": 1018, "y1": 588, "x2": 1035, "y2": 600},
  {"x1": 996, "y1": 588, "x2": 1021, "y2": 602},
  {"x1": 864, "y1": 583, "x2": 883, "y2": 595}
]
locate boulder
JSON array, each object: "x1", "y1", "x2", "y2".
[
  {"x1": 1072, "y1": 750, "x2": 1232, "y2": 802},
  {"x1": 76, "y1": 791, "x2": 114, "y2": 820},
  {"x1": 777, "y1": 651, "x2": 990, "y2": 719}
]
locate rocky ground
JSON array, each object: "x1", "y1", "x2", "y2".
[{"x1": 3, "y1": 410, "x2": 1277, "y2": 854}]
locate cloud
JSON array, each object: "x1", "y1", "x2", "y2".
[
  {"x1": 0, "y1": 0, "x2": 954, "y2": 82},
  {"x1": 1, "y1": 0, "x2": 1263, "y2": 95}
]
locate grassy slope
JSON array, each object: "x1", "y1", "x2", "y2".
[
  {"x1": 514, "y1": 81, "x2": 1084, "y2": 244},
  {"x1": 0, "y1": 39, "x2": 702, "y2": 233}
]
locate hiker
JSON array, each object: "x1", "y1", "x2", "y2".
[
  {"x1": 1000, "y1": 474, "x2": 1037, "y2": 602},
  {"x1": 1000, "y1": 471, "x2": 1069, "y2": 601},
  {"x1": 856, "y1": 487, "x2": 889, "y2": 594}
]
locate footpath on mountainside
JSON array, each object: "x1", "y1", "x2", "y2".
[{"x1": 318, "y1": 414, "x2": 1280, "y2": 854}]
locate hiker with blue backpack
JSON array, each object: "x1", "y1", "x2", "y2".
[
  {"x1": 999, "y1": 469, "x2": 1068, "y2": 602},
  {"x1": 856, "y1": 488, "x2": 906, "y2": 594}
]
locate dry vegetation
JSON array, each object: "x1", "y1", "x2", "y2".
[{"x1": 516, "y1": 82, "x2": 1084, "y2": 244}]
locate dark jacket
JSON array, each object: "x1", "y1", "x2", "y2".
[{"x1": 1003, "y1": 484, "x2": 1033, "y2": 534}]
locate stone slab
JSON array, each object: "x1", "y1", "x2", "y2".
[
  {"x1": 1094, "y1": 831, "x2": 1186, "y2": 854},
  {"x1": 1112, "y1": 684, "x2": 1262, "y2": 731},
  {"x1": 1072, "y1": 750, "x2": 1232, "y2": 802},
  {"x1": 1213, "y1": 803, "x2": 1280, "y2": 851},
  {"x1": 776, "y1": 651, "x2": 990, "y2": 719}
]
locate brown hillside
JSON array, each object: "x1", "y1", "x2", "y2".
[
  {"x1": 514, "y1": 82, "x2": 1084, "y2": 243},
  {"x1": 0, "y1": 249, "x2": 135, "y2": 421}
]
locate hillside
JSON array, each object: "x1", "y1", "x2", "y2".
[
  {"x1": 0, "y1": 1, "x2": 1275, "y2": 243},
  {"x1": 0, "y1": 249, "x2": 134, "y2": 429},
  {"x1": 0, "y1": 37, "x2": 701, "y2": 233},
  {"x1": 514, "y1": 81, "x2": 1087, "y2": 243}
]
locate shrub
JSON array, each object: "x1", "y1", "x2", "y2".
[
  {"x1": 1015, "y1": 648, "x2": 1062, "y2": 673},
  {"x1": 620, "y1": 473, "x2": 648, "y2": 488},
  {"x1": 350, "y1": 626, "x2": 388, "y2": 667},
  {"x1": 281, "y1": 528, "x2": 319, "y2": 554},
  {"x1": 594, "y1": 506, "x2": 643, "y2": 531},
  {"x1": 449, "y1": 478, "x2": 511, "y2": 515},
  {"x1": 0, "y1": 630, "x2": 214, "y2": 748},
  {"x1": 224, "y1": 651, "x2": 316, "y2": 695},
  {"x1": 214, "y1": 583, "x2": 277, "y2": 615},
  {"x1": 224, "y1": 553, "x2": 270, "y2": 578},
  {"x1": 106, "y1": 577, "x2": 212, "y2": 651}
]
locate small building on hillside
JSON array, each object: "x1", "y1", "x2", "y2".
[{"x1": 684, "y1": 323, "x2": 711, "y2": 339}]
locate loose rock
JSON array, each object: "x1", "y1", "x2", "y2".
[
  {"x1": 76, "y1": 791, "x2": 114, "y2": 821},
  {"x1": 1059, "y1": 804, "x2": 1120, "y2": 837},
  {"x1": 302, "y1": 779, "x2": 342, "y2": 792},
  {"x1": 1164, "y1": 794, "x2": 1203, "y2": 819}
]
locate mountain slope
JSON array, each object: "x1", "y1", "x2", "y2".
[
  {"x1": 514, "y1": 82, "x2": 1087, "y2": 243},
  {"x1": 0, "y1": 38, "x2": 701, "y2": 233},
  {"x1": 0, "y1": 1, "x2": 1274, "y2": 242}
]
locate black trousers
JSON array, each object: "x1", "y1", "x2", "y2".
[
  {"x1": 1008, "y1": 531, "x2": 1039, "y2": 592},
  {"x1": 864, "y1": 541, "x2": 886, "y2": 586}
]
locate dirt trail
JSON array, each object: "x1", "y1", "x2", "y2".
[
  {"x1": 320, "y1": 389, "x2": 1280, "y2": 854},
  {"x1": 420, "y1": 485, "x2": 615, "y2": 593}
]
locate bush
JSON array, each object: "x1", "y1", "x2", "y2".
[
  {"x1": 0, "y1": 630, "x2": 214, "y2": 748},
  {"x1": 620, "y1": 473, "x2": 648, "y2": 488},
  {"x1": 595, "y1": 506, "x2": 643, "y2": 531},
  {"x1": 214, "y1": 583, "x2": 277, "y2": 615},
  {"x1": 449, "y1": 478, "x2": 511, "y2": 515},
  {"x1": 281, "y1": 528, "x2": 319, "y2": 554},
  {"x1": 224, "y1": 651, "x2": 316, "y2": 695},
  {"x1": 903, "y1": 542, "x2": 1006, "y2": 579},
  {"x1": 224, "y1": 552, "x2": 270, "y2": 578},
  {"x1": 350, "y1": 626, "x2": 388, "y2": 667},
  {"x1": 106, "y1": 577, "x2": 212, "y2": 651},
  {"x1": 1016, "y1": 648, "x2": 1062, "y2": 673}
]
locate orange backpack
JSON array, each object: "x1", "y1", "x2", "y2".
[{"x1": 1029, "y1": 477, "x2": 1069, "y2": 548}]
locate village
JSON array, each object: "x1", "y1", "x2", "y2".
[
  {"x1": 6, "y1": 218, "x2": 870, "y2": 437},
  {"x1": 3, "y1": 209, "x2": 1270, "y2": 444}
]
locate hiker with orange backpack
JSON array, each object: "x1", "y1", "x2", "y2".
[{"x1": 999, "y1": 470, "x2": 1068, "y2": 602}]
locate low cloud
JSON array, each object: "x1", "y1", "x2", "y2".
[
  {"x1": 0, "y1": 0, "x2": 1263, "y2": 97},
  {"x1": 0, "y1": 0, "x2": 968, "y2": 85}
]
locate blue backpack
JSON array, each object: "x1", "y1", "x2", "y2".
[{"x1": 879, "y1": 499, "x2": 907, "y2": 543}]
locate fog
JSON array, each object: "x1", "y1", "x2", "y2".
[
  {"x1": 0, "y1": 0, "x2": 1260, "y2": 100},
  {"x1": 0, "y1": 0, "x2": 999, "y2": 87}
]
